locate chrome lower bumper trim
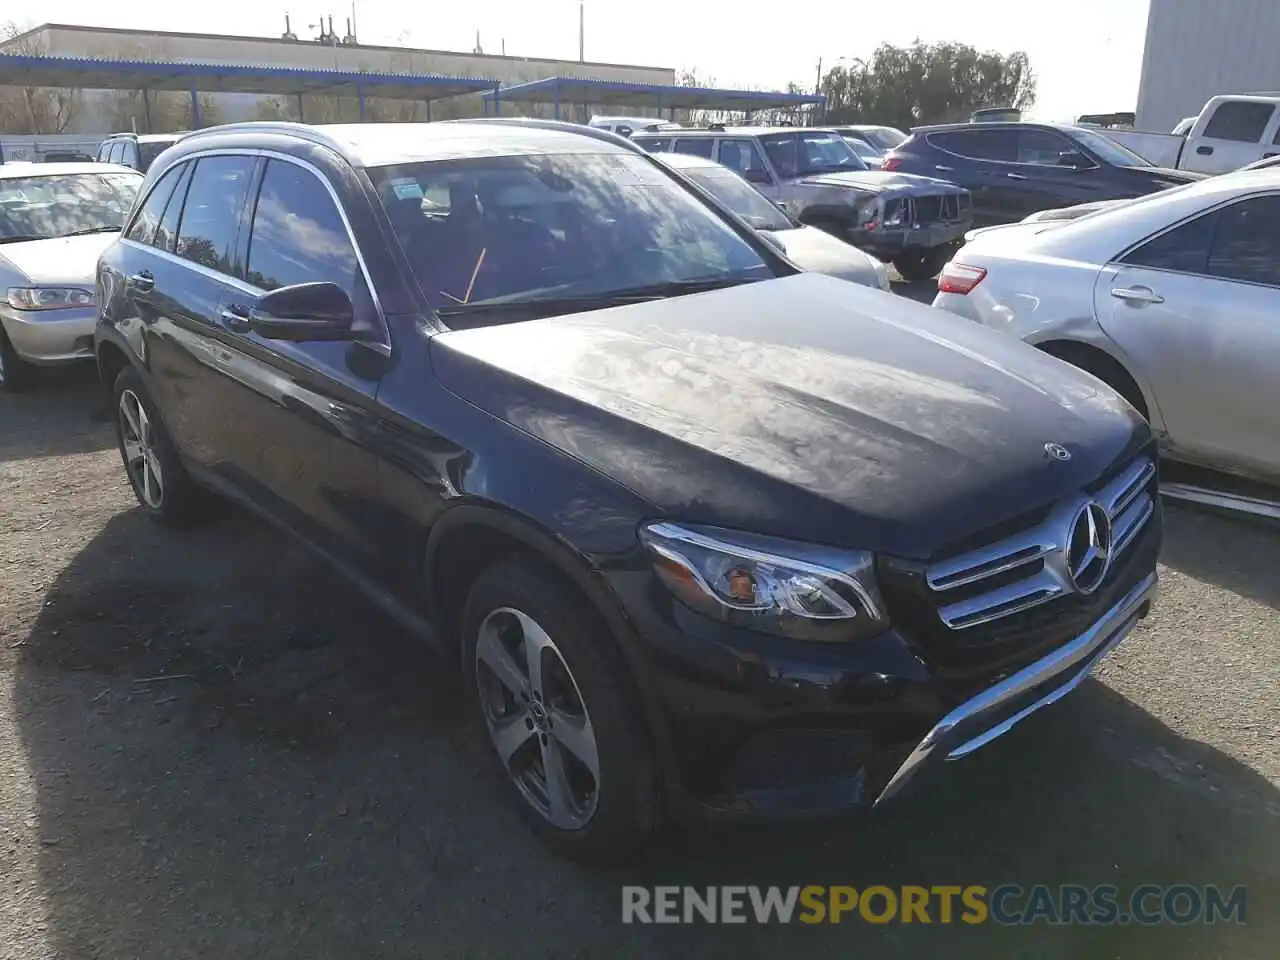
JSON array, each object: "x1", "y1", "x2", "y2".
[{"x1": 873, "y1": 570, "x2": 1158, "y2": 806}]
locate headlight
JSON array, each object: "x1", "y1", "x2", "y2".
[
  {"x1": 856, "y1": 199, "x2": 880, "y2": 227},
  {"x1": 6, "y1": 287, "x2": 96, "y2": 311},
  {"x1": 639, "y1": 522, "x2": 889, "y2": 642},
  {"x1": 882, "y1": 200, "x2": 906, "y2": 228},
  {"x1": 874, "y1": 260, "x2": 892, "y2": 291}
]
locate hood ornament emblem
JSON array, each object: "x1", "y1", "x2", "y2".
[{"x1": 1044, "y1": 442, "x2": 1072, "y2": 462}]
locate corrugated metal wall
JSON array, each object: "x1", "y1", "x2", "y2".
[{"x1": 1137, "y1": 0, "x2": 1280, "y2": 132}]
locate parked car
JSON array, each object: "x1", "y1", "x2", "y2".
[
  {"x1": 587, "y1": 115, "x2": 681, "y2": 138},
  {"x1": 41, "y1": 151, "x2": 96, "y2": 163},
  {"x1": 838, "y1": 135, "x2": 886, "y2": 168},
  {"x1": 0, "y1": 162, "x2": 142, "y2": 391},
  {"x1": 96, "y1": 119, "x2": 1160, "y2": 861},
  {"x1": 632, "y1": 126, "x2": 971, "y2": 281},
  {"x1": 96, "y1": 132, "x2": 187, "y2": 173},
  {"x1": 655, "y1": 151, "x2": 890, "y2": 290},
  {"x1": 884, "y1": 121, "x2": 1205, "y2": 227},
  {"x1": 1098, "y1": 95, "x2": 1280, "y2": 174},
  {"x1": 829, "y1": 124, "x2": 908, "y2": 152},
  {"x1": 934, "y1": 167, "x2": 1280, "y2": 518}
]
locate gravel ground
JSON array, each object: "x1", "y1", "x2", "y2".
[{"x1": 0, "y1": 368, "x2": 1276, "y2": 960}]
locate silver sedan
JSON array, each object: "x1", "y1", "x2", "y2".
[
  {"x1": 0, "y1": 163, "x2": 142, "y2": 391},
  {"x1": 933, "y1": 167, "x2": 1280, "y2": 518}
]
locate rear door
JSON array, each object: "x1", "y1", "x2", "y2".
[
  {"x1": 213, "y1": 157, "x2": 387, "y2": 572},
  {"x1": 1009, "y1": 128, "x2": 1118, "y2": 216},
  {"x1": 1185, "y1": 101, "x2": 1277, "y2": 173},
  {"x1": 1095, "y1": 193, "x2": 1280, "y2": 477},
  {"x1": 925, "y1": 129, "x2": 1021, "y2": 226}
]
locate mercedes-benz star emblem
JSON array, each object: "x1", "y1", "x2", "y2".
[
  {"x1": 1044, "y1": 442, "x2": 1072, "y2": 461},
  {"x1": 1066, "y1": 501, "x2": 1113, "y2": 594}
]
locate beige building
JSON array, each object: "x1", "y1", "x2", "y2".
[{"x1": 1, "y1": 23, "x2": 676, "y2": 131}]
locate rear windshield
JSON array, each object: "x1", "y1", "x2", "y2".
[
  {"x1": 138, "y1": 140, "x2": 178, "y2": 171},
  {"x1": 369, "y1": 151, "x2": 772, "y2": 317}
]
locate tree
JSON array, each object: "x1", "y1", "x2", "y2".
[
  {"x1": 820, "y1": 41, "x2": 1035, "y2": 129},
  {"x1": 0, "y1": 21, "x2": 81, "y2": 133},
  {"x1": 99, "y1": 89, "x2": 223, "y2": 133}
]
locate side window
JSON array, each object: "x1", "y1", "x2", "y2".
[
  {"x1": 672, "y1": 139, "x2": 714, "y2": 158},
  {"x1": 1017, "y1": 129, "x2": 1078, "y2": 165},
  {"x1": 1121, "y1": 210, "x2": 1216, "y2": 274},
  {"x1": 928, "y1": 130, "x2": 1015, "y2": 162},
  {"x1": 97, "y1": 142, "x2": 110, "y2": 162},
  {"x1": 1206, "y1": 195, "x2": 1280, "y2": 287},
  {"x1": 106, "y1": 142, "x2": 120, "y2": 164},
  {"x1": 124, "y1": 165, "x2": 183, "y2": 244},
  {"x1": 1202, "y1": 102, "x2": 1274, "y2": 143},
  {"x1": 632, "y1": 136, "x2": 670, "y2": 152},
  {"x1": 759, "y1": 134, "x2": 799, "y2": 179},
  {"x1": 173, "y1": 156, "x2": 255, "y2": 275},
  {"x1": 245, "y1": 159, "x2": 362, "y2": 297},
  {"x1": 154, "y1": 162, "x2": 194, "y2": 252},
  {"x1": 717, "y1": 139, "x2": 772, "y2": 184}
]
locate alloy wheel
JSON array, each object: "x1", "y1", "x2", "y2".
[
  {"x1": 118, "y1": 388, "x2": 165, "y2": 509},
  {"x1": 474, "y1": 606, "x2": 601, "y2": 830}
]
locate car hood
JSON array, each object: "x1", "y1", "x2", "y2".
[
  {"x1": 765, "y1": 225, "x2": 888, "y2": 288},
  {"x1": 1126, "y1": 165, "x2": 1207, "y2": 184},
  {"x1": 429, "y1": 273, "x2": 1147, "y2": 559},
  {"x1": 800, "y1": 170, "x2": 962, "y2": 196},
  {"x1": 0, "y1": 232, "x2": 119, "y2": 285}
]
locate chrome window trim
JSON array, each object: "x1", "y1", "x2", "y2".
[
  {"x1": 1110, "y1": 189, "x2": 1280, "y2": 291},
  {"x1": 124, "y1": 147, "x2": 390, "y2": 351}
]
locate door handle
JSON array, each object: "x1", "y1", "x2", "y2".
[
  {"x1": 1006, "y1": 172, "x2": 1028, "y2": 180},
  {"x1": 220, "y1": 307, "x2": 252, "y2": 333},
  {"x1": 935, "y1": 164, "x2": 954, "y2": 172},
  {"x1": 1196, "y1": 145, "x2": 1214, "y2": 156},
  {"x1": 1111, "y1": 286, "x2": 1165, "y2": 305},
  {"x1": 127, "y1": 271, "x2": 154, "y2": 293}
]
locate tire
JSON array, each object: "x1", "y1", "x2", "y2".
[
  {"x1": 0, "y1": 325, "x2": 39, "y2": 393},
  {"x1": 461, "y1": 560, "x2": 658, "y2": 863},
  {"x1": 893, "y1": 244, "x2": 956, "y2": 283},
  {"x1": 111, "y1": 365, "x2": 213, "y2": 526}
]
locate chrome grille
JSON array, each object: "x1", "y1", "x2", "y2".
[
  {"x1": 926, "y1": 457, "x2": 1157, "y2": 631},
  {"x1": 909, "y1": 194, "x2": 963, "y2": 225}
]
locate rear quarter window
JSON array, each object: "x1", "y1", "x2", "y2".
[{"x1": 927, "y1": 130, "x2": 1016, "y2": 162}]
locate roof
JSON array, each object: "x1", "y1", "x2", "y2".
[
  {"x1": 173, "y1": 120, "x2": 638, "y2": 167},
  {"x1": 910, "y1": 120, "x2": 1079, "y2": 135},
  {"x1": 0, "y1": 53, "x2": 498, "y2": 101},
  {"x1": 0, "y1": 161, "x2": 140, "y2": 178},
  {"x1": 493, "y1": 76, "x2": 825, "y2": 113},
  {"x1": 1, "y1": 22, "x2": 675, "y2": 76},
  {"x1": 101, "y1": 132, "x2": 187, "y2": 143},
  {"x1": 651, "y1": 152, "x2": 723, "y2": 170}
]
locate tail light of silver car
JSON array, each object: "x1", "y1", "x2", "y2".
[{"x1": 937, "y1": 262, "x2": 986, "y2": 295}]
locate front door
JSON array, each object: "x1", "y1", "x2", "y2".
[
  {"x1": 212, "y1": 157, "x2": 388, "y2": 574},
  {"x1": 1095, "y1": 192, "x2": 1280, "y2": 479}
]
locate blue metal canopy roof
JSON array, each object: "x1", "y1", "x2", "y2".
[
  {"x1": 491, "y1": 76, "x2": 825, "y2": 113},
  {"x1": 0, "y1": 54, "x2": 499, "y2": 100}
]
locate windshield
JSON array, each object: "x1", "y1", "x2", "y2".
[
  {"x1": 843, "y1": 136, "x2": 884, "y2": 163},
  {"x1": 0, "y1": 172, "x2": 142, "y2": 242},
  {"x1": 762, "y1": 132, "x2": 868, "y2": 179},
  {"x1": 370, "y1": 152, "x2": 773, "y2": 319},
  {"x1": 1066, "y1": 127, "x2": 1153, "y2": 167},
  {"x1": 683, "y1": 167, "x2": 793, "y2": 231},
  {"x1": 861, "y1": 127, "x2": 906, "y2": 151},
  {"x1": 138, "y1": 140, "x2": 177, "y2": 171}
]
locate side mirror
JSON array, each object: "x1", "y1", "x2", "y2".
[
  {"x1": 249, "y1": 281, "x2": 355, "y2": 341},
  {"x1": 1058, "y1": 150, "x2": 1093, "y2": 170}
]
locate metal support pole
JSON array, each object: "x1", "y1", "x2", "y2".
[
  {"x1": 190, "y1": 84, "x2": 201, "y2": 128},
  {"x1": 297, "y1": 93, "x2": 305, "y2": 122},
  {"x1": 494, "y1": 83, "x2": 502, "y2": 117},
  {"x1": 426, "y1": 99, "x2": 432, "y2": 122},
  {"x1": 142, "y1": 88, "x2": 152, "y2": 133},
  {"x1": 357, "y1": 86, "x2": 366, "y2": 121},
  {"x1": 554, "y1": 88, "x2": 561, "y2": 121},
  {"x1": 656, "y1": 95, "x2": 662, "y2": 124}
]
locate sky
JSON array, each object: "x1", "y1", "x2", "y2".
[{"x1": 18, "y1": 0, "x2": 1152, "y2": 121}]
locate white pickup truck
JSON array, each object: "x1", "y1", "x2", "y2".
[{"x1": 1092, "y1": 95, "x2": 1280, "y2": 174}]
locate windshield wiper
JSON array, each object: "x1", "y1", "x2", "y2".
[
  {"x1": 437, "y1": 276, "x2": 764, "y2": 324},
  {"x1": 61, "y1": 226, "x2": 120, "y2": 237}
]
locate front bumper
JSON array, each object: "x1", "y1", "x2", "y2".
[
  {"x1": 1, "y1": 305, "x2": 97, "y2": 365},
  {"x1": 874, "y1": 570, "x2": 1157, "y2": 804},
  {"x1": 848, "y1": 218, "x2": 970, "y2": 257}
]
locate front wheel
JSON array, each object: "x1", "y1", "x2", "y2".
[
  {"x1": 461, "y1": 561, "x2": 658, "y2": 863},
  {"x1": 893, "y1": 245, "x2": 956, "y2": 283}
]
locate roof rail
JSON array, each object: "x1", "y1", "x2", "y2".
[
  {"x1": 176, "y1": 120, "x2": 348, "y2": 155},
  {"x1": 453, "y1": 117, "x2": 649, "y2": 154}
]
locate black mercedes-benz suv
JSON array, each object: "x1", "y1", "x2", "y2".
[{"x1": 95, "y1": 119, "x2": 1161, "y2": 862}]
